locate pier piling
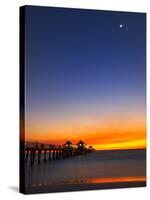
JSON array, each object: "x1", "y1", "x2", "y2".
[{"x1": 24, "y1": 141, "x2": 95, "y2": 165}]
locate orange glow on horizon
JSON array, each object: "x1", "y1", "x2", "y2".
[
  {"x1": 90, "y1": 138, "x2": 146, "y2": 150},
  {"x1": 24, "y1": 108, "x2": 146, "y2": 150},
  {"x1": 24, "y1": 128, "x2": 146, "y2": 150}
]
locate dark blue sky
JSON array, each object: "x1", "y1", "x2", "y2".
[{"x1": 25, "y1": 6, "x2": 146, "y2": 140}]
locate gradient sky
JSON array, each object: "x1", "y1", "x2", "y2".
[{"x1": 24, "y1": 6, "x2": 146, "y2": 150}]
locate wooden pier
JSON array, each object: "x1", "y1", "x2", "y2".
[{"x1": 21, "y1": 140, "x2": 95, "y2": 165}]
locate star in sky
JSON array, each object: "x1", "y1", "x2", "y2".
[{"x1": 119, "y1": 24, "x2": 129, "y2": 30}]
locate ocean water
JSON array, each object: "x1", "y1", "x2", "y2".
[{"x1": 25, "y1": 149, "x2": 146, "y2": 189}]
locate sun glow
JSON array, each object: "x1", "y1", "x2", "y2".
[
  {"x1": 24, "y1": 105, "x2": 146, "y2": 150},
  {"x1": 92, "y1": 139, "x2": 146, "y2": 150}
]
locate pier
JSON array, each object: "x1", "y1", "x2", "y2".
[{"x1": 21, "y1": 140, "x2": 95, "y2": 165}]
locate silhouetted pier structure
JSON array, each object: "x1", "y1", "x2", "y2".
[{"x1": 23, "y1": 141, "x2": 95, "y2": 165}]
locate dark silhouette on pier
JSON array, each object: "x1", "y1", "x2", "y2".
[{"x1": 21, "y1": 140, "x2": 95, "y2": 165}]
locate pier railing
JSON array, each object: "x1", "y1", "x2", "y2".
[{"x1": 21, "y1": 142, "x2": 95, "y2": 165}]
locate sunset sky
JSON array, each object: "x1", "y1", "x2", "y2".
[{"x1": 24, "y1": 6, "x2": 146, "y2": 150}]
